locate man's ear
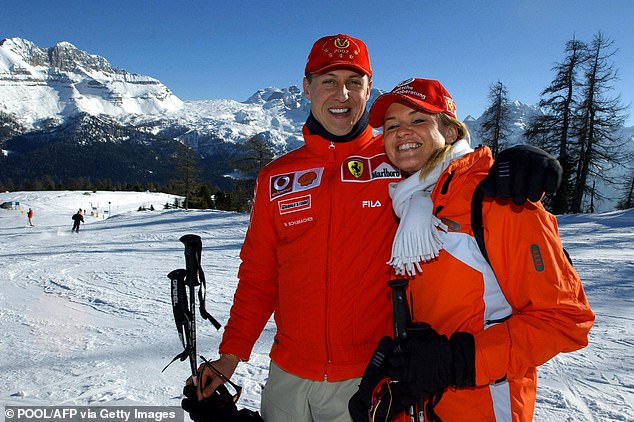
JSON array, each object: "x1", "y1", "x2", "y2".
[{"x1": 303, "y1": 77, "x2": 311, "y2": 101}]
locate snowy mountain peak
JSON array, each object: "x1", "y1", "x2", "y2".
[
  {"x1": 48, "y1": 40, "x2": 116, "y2": 74},
  {"x1": 0, "y1": 37, "x2": 46, "y2": 67},
  {"x1": 0, "y1": 37, "x2": 183, "y2": 129}
]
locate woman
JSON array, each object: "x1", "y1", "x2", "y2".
[{"x1": 349, "y1": 78, "x2": 594, "y2": 421}]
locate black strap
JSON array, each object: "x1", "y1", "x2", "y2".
[
  {"x1": 163, "y1": 268, "x2": 193, "y2": 372},
  {"x1": 471, "y1": 182, "x2": 490, "y2": 265},
  {"x1": 425, "y1": 390, "x2": 444, "y2": 422},
  {"x1": 197, "y1": 256, "x2": 222, "y2": 330},
  {"x1": 181, "y1": 234, "x2": 222, "y2": 330}
]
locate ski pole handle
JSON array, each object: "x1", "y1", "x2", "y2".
[
  {"x1": 180, "y1": 234, "x2": 202, "y2": 286},
  {"x1": 388, "y1": 279, "x2": 411, "y2": 341}
]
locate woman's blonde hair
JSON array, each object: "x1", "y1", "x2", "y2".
[{"x1": 418, "y1": 112, "x2": 470, "y2": 180}]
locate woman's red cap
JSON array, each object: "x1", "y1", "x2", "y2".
[{"x1": 369, "y1": 78, "x2": 457, "y2": 127}]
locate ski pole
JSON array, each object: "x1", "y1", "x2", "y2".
[
  {"x1": 163, "y1": 235, "x2": 222, "y2": 387},
  {"x1": 388, "y1": 279, "x2": 429, "y2": 422},
  {"x1": 180, "y1": 234, "x2": 202, "y2": 386}
]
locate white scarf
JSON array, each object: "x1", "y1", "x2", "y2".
[{"x1": 388, "y1": 139, "x2": 473, "y2": 276}]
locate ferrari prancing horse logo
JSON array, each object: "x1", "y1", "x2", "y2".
[{"x1": 347, "y1": 160, "x2": 364, "y2": 178}]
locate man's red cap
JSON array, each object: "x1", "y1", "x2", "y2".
[
  {"x1": 305, "y1": 34, "x2": 372, "y2": 77},
  {"x1": 369, "y1": 78, "x2": 458, "y2": 127}
]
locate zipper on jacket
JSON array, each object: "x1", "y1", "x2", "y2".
[{"x1": 324, "y1": 141, "x2": 336, "y2": 380}]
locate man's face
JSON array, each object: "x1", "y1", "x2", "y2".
[{"x1": 303, "y1": 69, "x2": 371, "y2": 137}]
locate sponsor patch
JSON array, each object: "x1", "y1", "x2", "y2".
[
  {"x1": 278, "y1": 195, "x2": 312, "y2": 215},
  {"x1": 341, "y1": 154, "x2": 401, "y2": 182},
  {"x1": 347, "y1": 159, "x2": 364, "y2": 178},
  {"x1": 270, "y1": 167, "x2": 323, "y2": 200}
]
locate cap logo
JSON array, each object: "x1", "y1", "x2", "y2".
[
  {"x1": 392, "y1": 78, "x2": 427, "y2": 100},
  {"x1": 326, "y1": 37, "x2": 359, "y2": 61},
  {"x1": 334, "y1": 37, "x2": 350, "y2": 49},
  {"x1": 393, "y1": 85, "x2": 427, "y2": 101},
  {"x1": 445, "y1": 97, "x2": 456, "y2": 114},
  {"x1": 396, "y1": 78, "x2": 415, "y2": 87}
]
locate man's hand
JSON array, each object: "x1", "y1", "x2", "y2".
[
  {"x1": 181, "y1": 354, "x2": 242, "y2": 422},
  {"x1": 186, "y1": 354, "x2": 240, "y2": 401},
  {"x1": 481, "y1": 145, "x2": 563, "y2": 205}
]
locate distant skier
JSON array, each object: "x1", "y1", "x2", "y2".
[
  {"x1": 27, "y1": 208, "x2": 34, "y2": 226},
  {"x1": 71, "y1": 209, "x2": 84, "y2": 233}
]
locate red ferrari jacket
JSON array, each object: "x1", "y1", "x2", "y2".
[
  {"x1": 406, "y1": 147, "x2": 594, "y2": 421},
  {"x1": 220, "y1": 124, "x2": 402, "y2": 381}
]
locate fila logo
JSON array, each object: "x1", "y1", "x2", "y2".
[{"x1": 362, "y1": 200, "x2": 382, "y2": 208}]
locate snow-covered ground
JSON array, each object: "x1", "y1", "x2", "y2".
[{"x1": 0, "y1": 191, "x2": 632, "y2": 421}]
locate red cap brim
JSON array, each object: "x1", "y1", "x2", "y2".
[
  {"x1": 309, "y1": 62, "x2": 371, "y2": 77},
  {"x1": 369, "y1": 93, "x2": 445, "y2": 128}
]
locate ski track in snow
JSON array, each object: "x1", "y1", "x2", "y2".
[{"x1": 0, "y1": 191, "x2": 633, "y2": 421}]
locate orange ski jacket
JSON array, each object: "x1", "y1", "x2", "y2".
[
  {"x1": 405, "y1": 147, "x2": 594, "y2": 421},
  {"x1": 220, "y1": 124, "x2": 402, "y2": 381}
]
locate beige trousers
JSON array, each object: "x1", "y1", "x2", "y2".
[{"x1": 260, "y1": 361, "x2": 361, "y2": 422}]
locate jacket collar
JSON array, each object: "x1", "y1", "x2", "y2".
[{"x1": 302, "y1": 123, "x2": 376, "y2": 157}]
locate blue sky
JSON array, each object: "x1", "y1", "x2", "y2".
[{"x1": 2, "y1": 0, "x2": 633, "y2": 125}]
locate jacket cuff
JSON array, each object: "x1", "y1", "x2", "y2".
[{"x1": 219, "y1": 340, "x2": 252, "y2": 363}]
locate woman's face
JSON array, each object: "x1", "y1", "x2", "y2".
[{"x1": 383, "y1": 102, "x2": 456, "y2": 174}]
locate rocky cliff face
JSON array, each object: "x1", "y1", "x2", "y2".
[{"x1": 0, "y1": 37, "x2": 182, "y2": 129}]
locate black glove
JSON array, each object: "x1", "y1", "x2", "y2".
[
  {"x1": 385, "y1": 329, "x2": 475, "y2": 405},
  {"x1": 181, "y1": 384, "x2": 265, "y2": 422},
  {"x1": 181, "y1": 384, "x2": 239, "y2": 422},
  {"x1": 349, "y1": 336, "x2": 413, "y2": 422},
  {"x1": 481, "y1": 145, "x2": 563, "y2": 205}
]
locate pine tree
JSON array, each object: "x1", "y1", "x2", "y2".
[
  {"x1": 236, "y1": 133, "x2": 275, "y2": 177},
  {"x1": 172, "y1": 143, "x2": 202, "y2": 210},
  {"x1": 525, "y1": 32, "x2": 629, "y2": 213},
  {"x1": 525, "y1": 37, "x2": 588, "y2": 214},
  {"x1": 571, "y1": 32, "x2": 629, "y2": 213},
  {"x1": 478, "y1": 81, "x2": 512, "y2": 157},
  {"x1": 616, "y1": 171, "x2": 634, "y2": 210}
]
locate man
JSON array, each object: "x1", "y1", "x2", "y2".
[
  {"x1": 185, "y1": 34, "x2": 562, "y2": 422},
  {"x1": 71, "y1": 209, "x2": 84, "y2": 233}
]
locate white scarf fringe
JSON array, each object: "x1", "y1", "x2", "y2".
[{"x1": 388, "y1": 139, "x2": 473, "y2": 276}]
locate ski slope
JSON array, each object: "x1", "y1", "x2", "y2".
[{"x1": 0, "y1": 191, "x2": 632, "y2": 421}]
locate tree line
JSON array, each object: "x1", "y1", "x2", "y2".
[
  {"x1": 477, "y1": 32, "x2": 632, "y2": 213},
  {"x1": 0, "y1": 133, "x2": 275, "y2": 213}
]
